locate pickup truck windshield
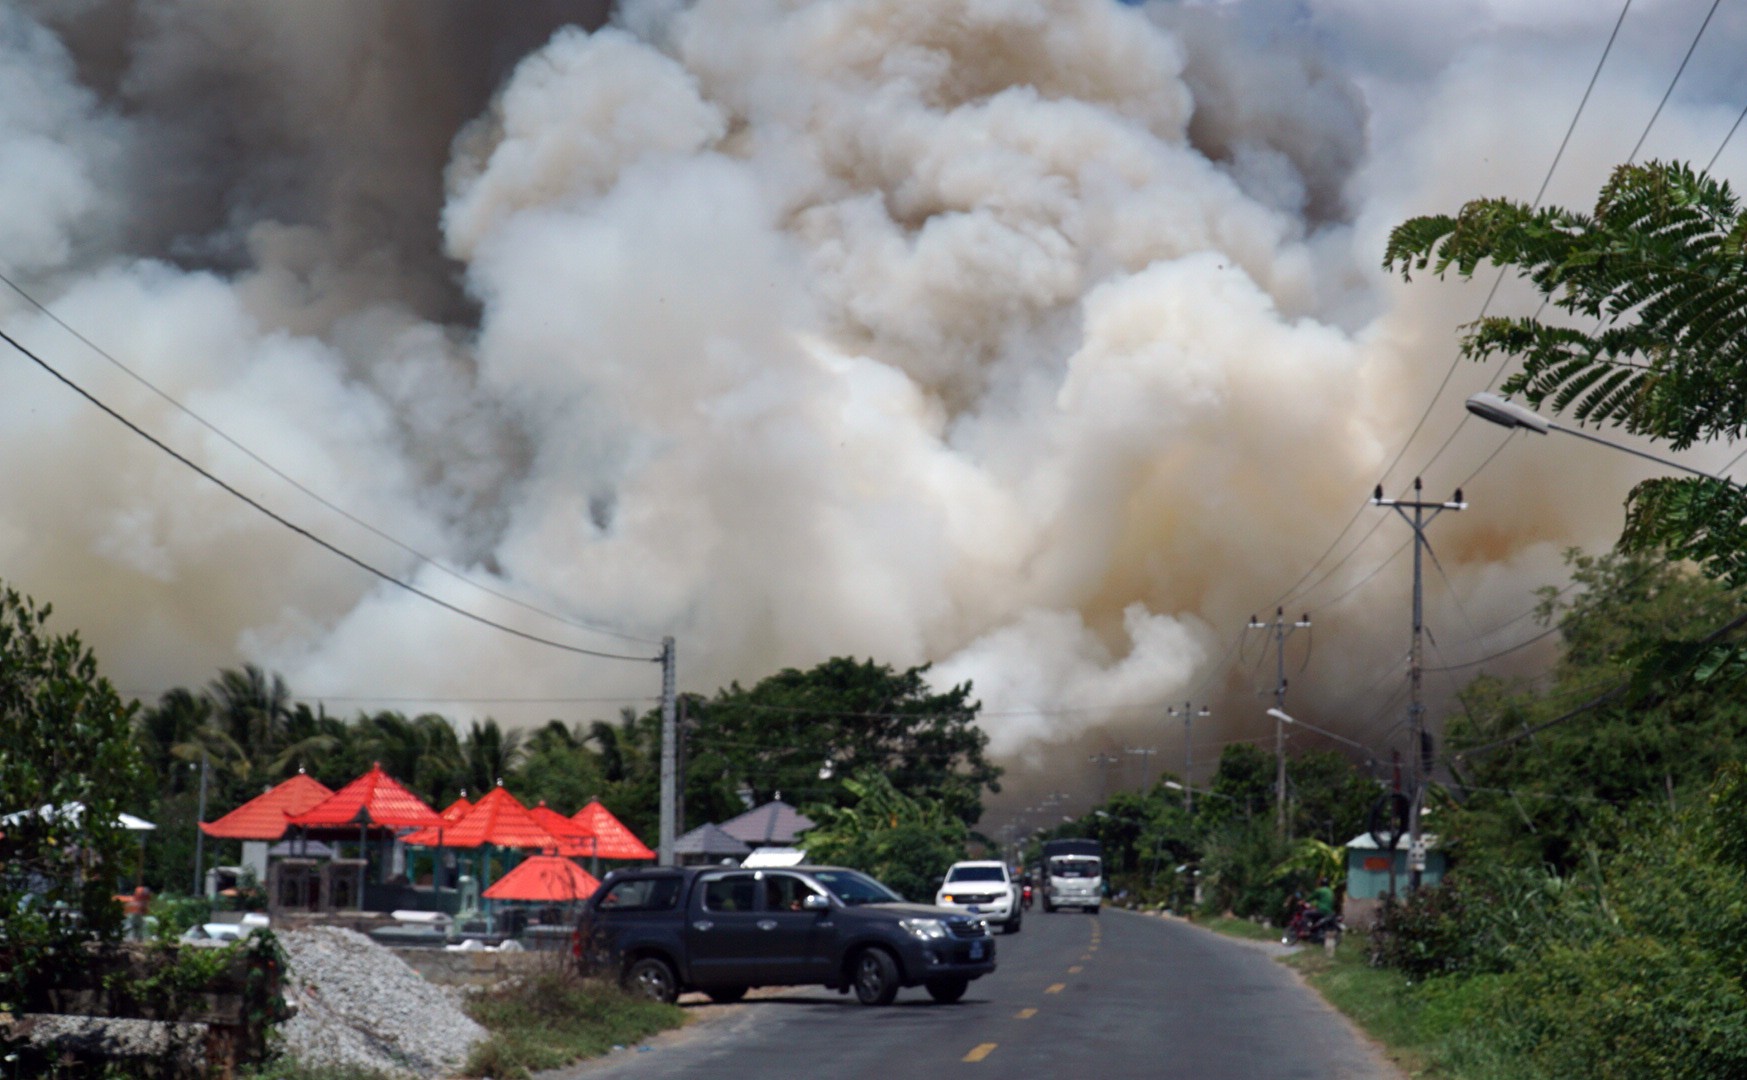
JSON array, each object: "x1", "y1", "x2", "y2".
[
  {"x1": 810, "y1": 869, "x2": 903, "y2": 905},
  {"x1": 947, "y1": 866, "x2": 1006, "y2": 883}
]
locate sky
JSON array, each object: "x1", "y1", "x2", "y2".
[{"x1": 3, "y1": 0, "x2": 1746, "y2": 818}]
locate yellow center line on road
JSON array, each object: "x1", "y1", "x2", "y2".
[
  {"x1": 1080, "y1": 954, "x2": 1092, "y2": 962},
  {"x1": 1068, "y1": 965, "x2": 1083, "y2": 974},
  {"x1": 1016, "y1": 1007, "x2": 1038, "y2": 1019},
  {"x1": 964, "y1": 1043, "x2": 998, "y2": 1062},
  {"x1": 1045, "y1": 982, "x2": 1066, "y2": 994}
]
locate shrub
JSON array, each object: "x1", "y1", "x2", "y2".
[
  {"x1": 1486, "y1": 936, "x2": 1747, "y2": 1079},
  {"x1": 1368, "y1": 859, "x2": 1607, "y2": 979}
]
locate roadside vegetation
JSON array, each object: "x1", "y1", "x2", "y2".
[{"x1": 460, "y1": 965, "x2": 685, "y2": 1079}]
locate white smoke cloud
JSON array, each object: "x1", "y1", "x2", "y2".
[{"x1": 1, "y1": 0, "x2": 1740, "y2": 808}]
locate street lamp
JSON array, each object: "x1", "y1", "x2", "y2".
[
  {"x1": 1466, "y1": 392, "x2": 1733, "y2": 483},
  {"x1": 1266, "y1": 708, "x2": 1378, "y2": 768}
]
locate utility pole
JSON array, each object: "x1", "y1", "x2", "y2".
[
  {"x1": 658, "y1": 636, "x2": 677, "y2": 865},
  {"x1": 193, "y1": 747, "x2": 209, "y2": 896},
  {"x1": 1374, "y1": 477, "x2": 1465, "y2": 891},
  {"x1": 1088, "y1": 752, "x2": 1120, "y2": 803},
  {"x1": 1248, "y1": 608, "x2": 1311, "y2": 838},
  {"x1": 1167, "y1": 703, "x2": 1208, "y2": 812},
  {"x1": 1125, "y1": 746, "x2": 1158, "y2": 793}
]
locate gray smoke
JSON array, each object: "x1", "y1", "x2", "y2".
[{"x1": 0, "y1": 0, "x2": 1739, "y2": 812}]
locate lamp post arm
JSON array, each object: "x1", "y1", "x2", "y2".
[{"x1": 1550, "y1": 422, "x2": 1736, "y2": 485}]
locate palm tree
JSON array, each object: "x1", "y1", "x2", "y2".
[
  {"x1": 206, "y1": 665, "x2": 293, "y2": 779},
  {"x1": 462, "y1": 719, "x2": 524, "y2": 794}
]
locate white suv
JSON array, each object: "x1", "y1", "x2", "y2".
[{"x1": 934, "y1": 861, "x2": 1021, "y2": 933}]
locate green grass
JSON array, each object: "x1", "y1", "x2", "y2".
[
  {"x1": 1199, "y1": 914, "x2": 1284, "y2": 943},
  {"x1": 460, "y1": 967, "x2": 686, "y2": 1079},
  {"x1": 1278, "y1": 933, "x2": 1530, "y2": 1080}
]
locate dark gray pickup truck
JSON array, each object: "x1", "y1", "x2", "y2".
[{"x1": 578, "y1": 864, "x2": 996, "y2": 1005}]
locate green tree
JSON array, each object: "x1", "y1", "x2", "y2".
[
  {"x1": 0, "y1": 585, "x2": 147, "y2": 1020},
  {"x1": 462, "y1": 718, "x2": 524, "y2": 795},
  {"x1": 516, "y1": 719, "x2": 607, "y2": 813},
  {"x1": 694, "y1": 657, "x2": 1002, "y2": 823},
  {"x1": 1288, "y1": 748, "x2": 1378, "y2": 845},
  {"x1": 1385, "y1": 161, "x2": 1747, "y2": 607},
  {"x1": 800, "y1": 768, "x2": 968, "y2": 901},
  {"x1": 1445, "y1": 548, "x2": 1747, "y2": 872}
]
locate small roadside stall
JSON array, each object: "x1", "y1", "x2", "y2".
[{"x1": 1342, "y1": 832, "x2": 1445, "y2": 929}]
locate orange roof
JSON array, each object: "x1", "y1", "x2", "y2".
[
  {"x1": 402, "y1": 785, "x2": 568, "y2": 849},
  {"x1": 200, "y1": 773, "x2": 334, "y2": 840},
  {"x1": 287, "y1": 763, "x2": 443, "y2": 829},
  {"x1": 481, "y1": 855, "x2": 601, "y2": 902},
  {"x1": 571, "y1": 799, "x2": 655, "y2": 860},
  {"x1": 530, "y1": 802, "x2": 599, "y2": 857},
  {"x1": 440, "y1": 797, "x2": 474, "y2": 823}
]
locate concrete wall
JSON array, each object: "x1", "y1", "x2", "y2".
[{"x1": 388, "y1": 947, "x2": 547, "y2": 988}]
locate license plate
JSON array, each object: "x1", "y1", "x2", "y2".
[
  {"x1": 966, "y1": 905, "x2": 982, "y2": 913},
  {"x1": 970, "y1": 941, "x2": 986, "y2": 960}
]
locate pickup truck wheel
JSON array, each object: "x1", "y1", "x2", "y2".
[
  {"x1": 925, "y1": 977, "x2": 969, "y2": 1004},
  {"x1": 851, "y1": 947, "x2": 900, "y2": 1006},
  {"x1": 1006, "y1": 914, "x2": 1022, "y2": 934},
  {"x1": 704, "y1": 985, "x2": 748, "y2": 1004},
  {"x1": 623, "y1": 957, "x2": 679, "y2": 1004}
]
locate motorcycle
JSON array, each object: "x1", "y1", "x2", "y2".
[
  {"x1": 1281, "y1": 899, "x2": 1342, "y2": 946},
  {"x1": 1020, "y1": 883, "x2": 1034, "y2": 911}
]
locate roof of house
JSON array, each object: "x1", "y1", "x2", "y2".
[
  {"x1": 402, "y1": 785, "x2": 566, "y2": 850},
  {"x1": 672, "y1": 822, "x2": 751, "y2": 858},
  {"x1": 481, "y1": 855, "x2": 601, "y2": 902},
  {"x1": 571, "y1": 800, "x2": 656, "y2": 860},
  {"x1": 200, "y1": 773, "x2": 334, "y2": 840},
  {"x1": 717, "y1": 800, "x2": 815, "y2": 845},
  {"x1": 1346, "y1": 832, "x2": 1440, "y2": 851},
  {"x1": 287, "y1": 764, "x2": 443, "y2": 829}
]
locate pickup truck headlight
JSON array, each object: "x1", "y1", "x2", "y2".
[{"x1": 900, "y1": 917, "x2": 949, "y2": 941}]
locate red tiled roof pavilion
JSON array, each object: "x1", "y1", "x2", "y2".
[
  {"x1": 481, "y1": 855, "x2": 601, "y2": 903},
  {"x1": 402, "y1": 785, "x2": 568, "y2": 850},
  {"x1": 439, "y1": 796, "x2": 474, "y2": 823},
  {"x1": 287, "y1": 763, "x2": 443, "y2": 829},
  {"x1": 571, "y1": 799, "x2": 655, "y2": 860},
  {"x1": 530, "y1": 803, "x2": 599, "y2": 857},
  {"x1": 199, "y1": 773, "x2": 334, "y2": 840}
]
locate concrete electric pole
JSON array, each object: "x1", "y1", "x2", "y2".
[
  {"x1": 1125, "y1": 746, "x2": 1158, "y2": 793},
  {"x1": 1088, "y1": 752, "x2": 1120, "y2": 803},
  {"x1": 658, "y1": 636, "x2": 677, "y2": 865},
  {"x1": 1373, "y1": 478, "x2": 1465, "y2": 891},
  {"x1": 1167, "y1": 703, "x2": 1209, "y2": 813},
  {"x1": 1248, "y1": 608, "x2": 1311, "y2": 838}
]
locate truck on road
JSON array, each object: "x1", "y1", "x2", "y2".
[
  {"x1": 579, "y1": 863, "x2": 997, "y2": 1006},
  {"x1": 1039, "y1": 838, "x2": 1104, "y2": 914}
]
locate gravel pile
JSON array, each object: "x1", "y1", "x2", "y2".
[{"x1": 279, "y1": 926, "x2": 487, "y2": 1078}]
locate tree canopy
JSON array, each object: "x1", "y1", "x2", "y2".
[
  {"x1": 688, "y1": 657, "x2": 1002, "y2": 824},
  {"x1": 1385, "y1": 160, "x2": 1747, "y2": 596},
  {"x1": 0, "y1": 584, "x2": 146, "y2": 1017}
]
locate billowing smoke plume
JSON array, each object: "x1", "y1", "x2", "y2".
[{"x1": 2, "y1": 0, "x2": 1739, "y2": 806}]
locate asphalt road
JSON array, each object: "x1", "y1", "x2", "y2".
[{"x1": 545, "y1": 908, "x2": 1400, "y2": 1079}]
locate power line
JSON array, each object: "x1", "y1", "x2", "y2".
[
  {"x1": 1423, "y1": 624, "x2": 1561, "y2": 673},
  {"x1": 1627, "y1": 0, "x2": 1721, "y2": 164},
  {"x1": 0, "y1": 267, "x2": 661, "y2": 649},
  {"x1": 0, "y1": 326, "x2": 660, "y2": 664}
]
